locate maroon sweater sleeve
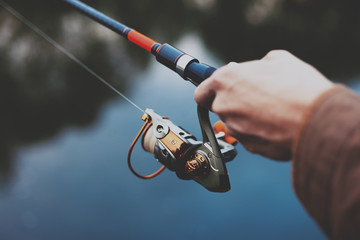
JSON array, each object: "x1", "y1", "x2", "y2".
[{"x1": 293, "y1": 85, "x2": 360, "y2": 239}]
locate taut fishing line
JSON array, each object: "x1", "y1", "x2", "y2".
[{"x1": 0, "y1": 0, "x2": 144, "y2": 113}]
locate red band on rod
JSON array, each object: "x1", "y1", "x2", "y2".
[{"x1": 128, "y1": 30, "x2": 157, "y2": 52}]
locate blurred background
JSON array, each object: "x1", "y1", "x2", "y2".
[{"x1": 0, "y1": 0, "x2": 359, "y2": 239}]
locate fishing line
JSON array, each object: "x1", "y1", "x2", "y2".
[{"x1": 0, "y1": 0, "x2": 144, "y2": 113}]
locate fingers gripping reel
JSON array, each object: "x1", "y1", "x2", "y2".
[{"x1": 128, "y1": 107, "x2": 237, "y2": 192}]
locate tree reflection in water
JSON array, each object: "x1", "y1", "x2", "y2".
[{"x1": 0, "y1": 0, "x2": 359, "y2": 184}]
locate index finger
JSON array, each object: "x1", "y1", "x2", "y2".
[
  {"x1": 193, "y1": 62, "x2": 238, "y2": 110},
  {"x1": 193, "y1": 76, "x2": 217, "y2": 110}
]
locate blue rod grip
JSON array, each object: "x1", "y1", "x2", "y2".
[{"x1": 185, "y1": 62, "x2": 216, "y2": 86}]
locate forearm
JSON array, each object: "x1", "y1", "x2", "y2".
[{"x1": 292, "y1": 85, "x2": 360, "y2": 239}]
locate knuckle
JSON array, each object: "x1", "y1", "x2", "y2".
[
  {"x1": 216, "y1": 61, "x2": 237, "y2": 74},
  {"x1": 208, "y1": 76, "x2": 223, "y2": 90},
  {"x1": 211, "y1": 98, "x2": 223, "y2": 114},
  {"x1": 226, "y1": 61, "x2": 238, "y2": 68},
  {"x1": 263, "y1": 49, "x2": 292, "y2": 60},
  {"x1": 212, "y1": 62, "x2": 239, "y2": 83},
  {"x1": 208, "y1": 72, "x2": 227, "y2": 90}
]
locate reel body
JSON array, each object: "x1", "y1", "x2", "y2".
[{"x1": 128, "y1": 107, "x2": 237, "y2": 192}]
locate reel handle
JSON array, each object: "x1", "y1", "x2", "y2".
[{"x1": 213, "y1": 121, "x2": 238, "y2": 145}]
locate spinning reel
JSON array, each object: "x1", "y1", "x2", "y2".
[{"x1": 128, "y1": 106, "x2": 238, "y2": 192}]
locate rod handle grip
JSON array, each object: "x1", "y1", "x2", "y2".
[{"x1": 185, "y1": 62, "x2": 216, "y2": 86}]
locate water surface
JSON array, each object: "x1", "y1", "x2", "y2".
[{"x1": 1, "y1": 0, "x2": 360, "y2": 239}]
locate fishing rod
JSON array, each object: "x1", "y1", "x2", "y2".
[
  {"x1": 63, "y1": 0, "x2": 216, "y2": 86},
  {"x1": 1, "y1": 0, "x2": 239, "y2": 192},
  {"x1": 63, "y1": 0, "x2": 239, "y2": 193}
]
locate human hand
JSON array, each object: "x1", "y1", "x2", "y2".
[{"x1": 194, "y1": 50, "x2": 334, "y2": 160}]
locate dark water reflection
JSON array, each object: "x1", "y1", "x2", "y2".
[{"x1": 1, "y1": 0, "x2": 360, "y2": 239}]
